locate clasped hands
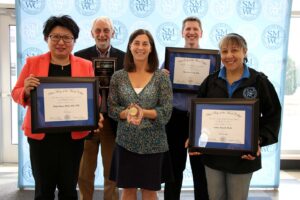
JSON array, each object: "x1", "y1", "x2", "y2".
[{"x1": 126, "y1": 103, "x2": 143, "y2": 125}]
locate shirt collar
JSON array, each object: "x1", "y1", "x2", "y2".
[
  {"x1": 218, "y1": 64, "x2": 250, "y2": 80},
  {"x1": 96, "y1": 45, "x2": 111, "y2": 58}
]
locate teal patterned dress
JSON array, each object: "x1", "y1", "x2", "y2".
[{"x1": 108, "y1": 69, "x2": 173, "y2": 154}]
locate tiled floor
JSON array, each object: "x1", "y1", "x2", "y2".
[{"x1": 0, "y1": 163, "x2": 299, "y2": 199}]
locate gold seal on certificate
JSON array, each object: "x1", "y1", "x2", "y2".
[{"x1": 93, "y1": 58, "x2": 116, "y2": 89}]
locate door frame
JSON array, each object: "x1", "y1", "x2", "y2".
[{"x1": 0, "y1": 8, "x2": 17, "y2": 163}]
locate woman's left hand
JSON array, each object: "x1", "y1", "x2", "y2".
[{"x1": 241, "y1": 145, "x2": 261, "y2": 160}]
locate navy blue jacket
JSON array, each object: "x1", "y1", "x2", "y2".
[{"x1": 197, "y1": 67, "x2": 281, "y2": 173}]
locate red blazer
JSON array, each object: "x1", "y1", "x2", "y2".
[{"x1": 11, "y1": 52, "x2": 94, "y2": 140}]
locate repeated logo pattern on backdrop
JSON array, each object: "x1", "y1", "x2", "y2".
[{"x1": 16, "y1": 0, "x2": 291, "y2": 188}]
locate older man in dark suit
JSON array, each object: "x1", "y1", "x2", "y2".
[{"x1": 75, "y1": 16, "x2": 125, "y2": 200}]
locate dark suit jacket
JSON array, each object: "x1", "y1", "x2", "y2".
[
  {"x1": 75, "y1": 45, "x2": 125, "y2": 133},
  {"x1": 74, "y1": 45, "x2": 125, "y2": 71}
]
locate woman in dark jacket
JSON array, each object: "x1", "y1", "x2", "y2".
[{"x1": 192, "y1": 33, "x2": 281, "y2": 200}]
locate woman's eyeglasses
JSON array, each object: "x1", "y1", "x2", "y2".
[{"x1": 48, "y1": 34, "x2": 74, "y2": 43}]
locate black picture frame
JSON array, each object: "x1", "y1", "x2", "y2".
[
  {"x1": 164, "y1": 47, "x2": 221, "y2": 93},
  {"x1": 30, "y1": 77, "x2": 99, "y2": 133},
  {"x1": 189, "y1": 98, "x2": 259, "y2": 156},
  {"x1": 93, "y1": 58, "x2": 116, "y2": 89}
]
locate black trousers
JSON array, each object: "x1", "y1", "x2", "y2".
[
  {"x1": 164, "y1": 108, "x2": 209, "y2": 200},
  {"x1": 28, "y1": 133, "x2": 84, "y2": 200}
]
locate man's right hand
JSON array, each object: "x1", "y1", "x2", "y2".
[
  {"x1": 185, "y1": 139, "x2": 203, "y2": 156},
  {"x1": 94, "y1": 113, "x2": 104, "y2": 133}
]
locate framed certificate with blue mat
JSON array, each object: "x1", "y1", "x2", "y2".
[
  {"x1": 164, "y1": 47, "x2": 221, "y2": 93},
  {"x1": 189, "y1": 98, "x2": 259, "y2": 155},
  {"x1": 30, "y1": 77, "x2": 99, "y2": 133}
]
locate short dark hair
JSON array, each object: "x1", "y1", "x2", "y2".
[
  {"x1": 43, "y1": 15, "x2": 79, "y2": 41},
  {"x1": 124, "y1": 29, "x2": 159, "y2": 72},
  {"x1": 219, "y1": 33, "x2": 248, "y2": 63},
  {"x1": 182, "y1": 16, "x2": 202, "y2": 31}
]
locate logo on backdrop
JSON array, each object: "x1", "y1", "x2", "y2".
[
  {"x1": 112, "y1": 20, "x2": 128, "y2": 46},
  {"x1": 75, "y1": 0, "x2": 100, "y2": 16},
  {"x1": 263, "y1": 0, "x2": 288, "y2": 22},
  {"x1": 157, "y1": 0, "x2": 181, "y2": 19},
  {"x1": 22, "y1": 19, "x2": 42, "y2": 45},
  {"x1": 22, "y1": 161, "x2": 34, "y2": 183},
  {"x1": 47, "y1": 0, "x2": 72, "y2": 15},
  {"x1": 22, "y1": 47, "x2": 43, "y2": 65},
  {"x1": 20, "y1": 0, "x2": 45, "y2": 15},
  {"x1": 156, "y1": 22, "x2": 180, "y2": 46},
  {"x1": 259, "y1": 53, "x2": 281, "y2": 92},
  {"x1": 211, "y1": 0, "x2": 234, "y2": 20},
  {"x1": 102, "y1": 0, "x2": 127, "y2": 17},
  {"x1": 209, "y1": 23, "x2": 233, "y2": 47},
  {"x1": 236, "y1": 24, "x2": 260, "y2": 49},
  {"x1": 183, "y1": 0, "x2": 208, "y2": 17},
  {"x1": 237, "y1": 0, "x2": 261, "y2": 21},
  {"x1": 130, "y1": 0, "x2": 155, "y2": 18},
  {"x1": 262, "y1": 24, "x2": 285, "y2": 49},
  {"x1": 130, "y1": 20, "x2": 153, "y2": 33},
  {"x1": 243, "y1": 87, "x2": 258, "y2": 99},
  {"x1": 261, "y1": 143, "x2": 278, "y2": 153},
  {"x1": 246, "y1": 53, "x2": 259, "y2": 69},
  {"x1": 76, "y1": 20, "x2": 94, "y2": 47}
]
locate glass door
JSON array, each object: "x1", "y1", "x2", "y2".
[{"x1": 0, "y1": 8, "x2": 17, "y2": 163}]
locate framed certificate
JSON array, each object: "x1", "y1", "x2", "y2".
[
  {"x1": 164, "y1": 47, "x2": 221, "y2": 93},
  {"x1": 189, "y1": 98, "x2": 259, "y2": 155},
  {"x1": 93, "y1": 58, "x2": 116, "y2": 89},
  {"x1": 30, "y1": 77, "x2": 99, "y2": 133}
]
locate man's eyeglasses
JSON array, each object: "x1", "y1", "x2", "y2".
[{"x1": 48, "y1": 34, "x2": 74, "y2": 43}]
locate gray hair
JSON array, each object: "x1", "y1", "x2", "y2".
[{"x1": 91, "y1": 16, "x2": 114, "y2": 31}]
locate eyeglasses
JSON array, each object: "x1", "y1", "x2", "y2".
[{"x1": 48, "y1": 34, "x2": 74, "y2": 43}]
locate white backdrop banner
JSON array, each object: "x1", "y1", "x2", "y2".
[{"x1": 16, "y1": 0, "x2": 292, "y2": 188}]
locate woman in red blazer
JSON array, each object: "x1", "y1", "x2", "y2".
[{"x1": 11, "y1": 15, "x2": 98, "y2": 200}]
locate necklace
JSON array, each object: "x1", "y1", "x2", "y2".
[
  {"x1": 51, "y1": 63, "x2": 67, "y2": 70},
  {"x1": 50, "y1": 58, "x2": 70, "y2": 70}
]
